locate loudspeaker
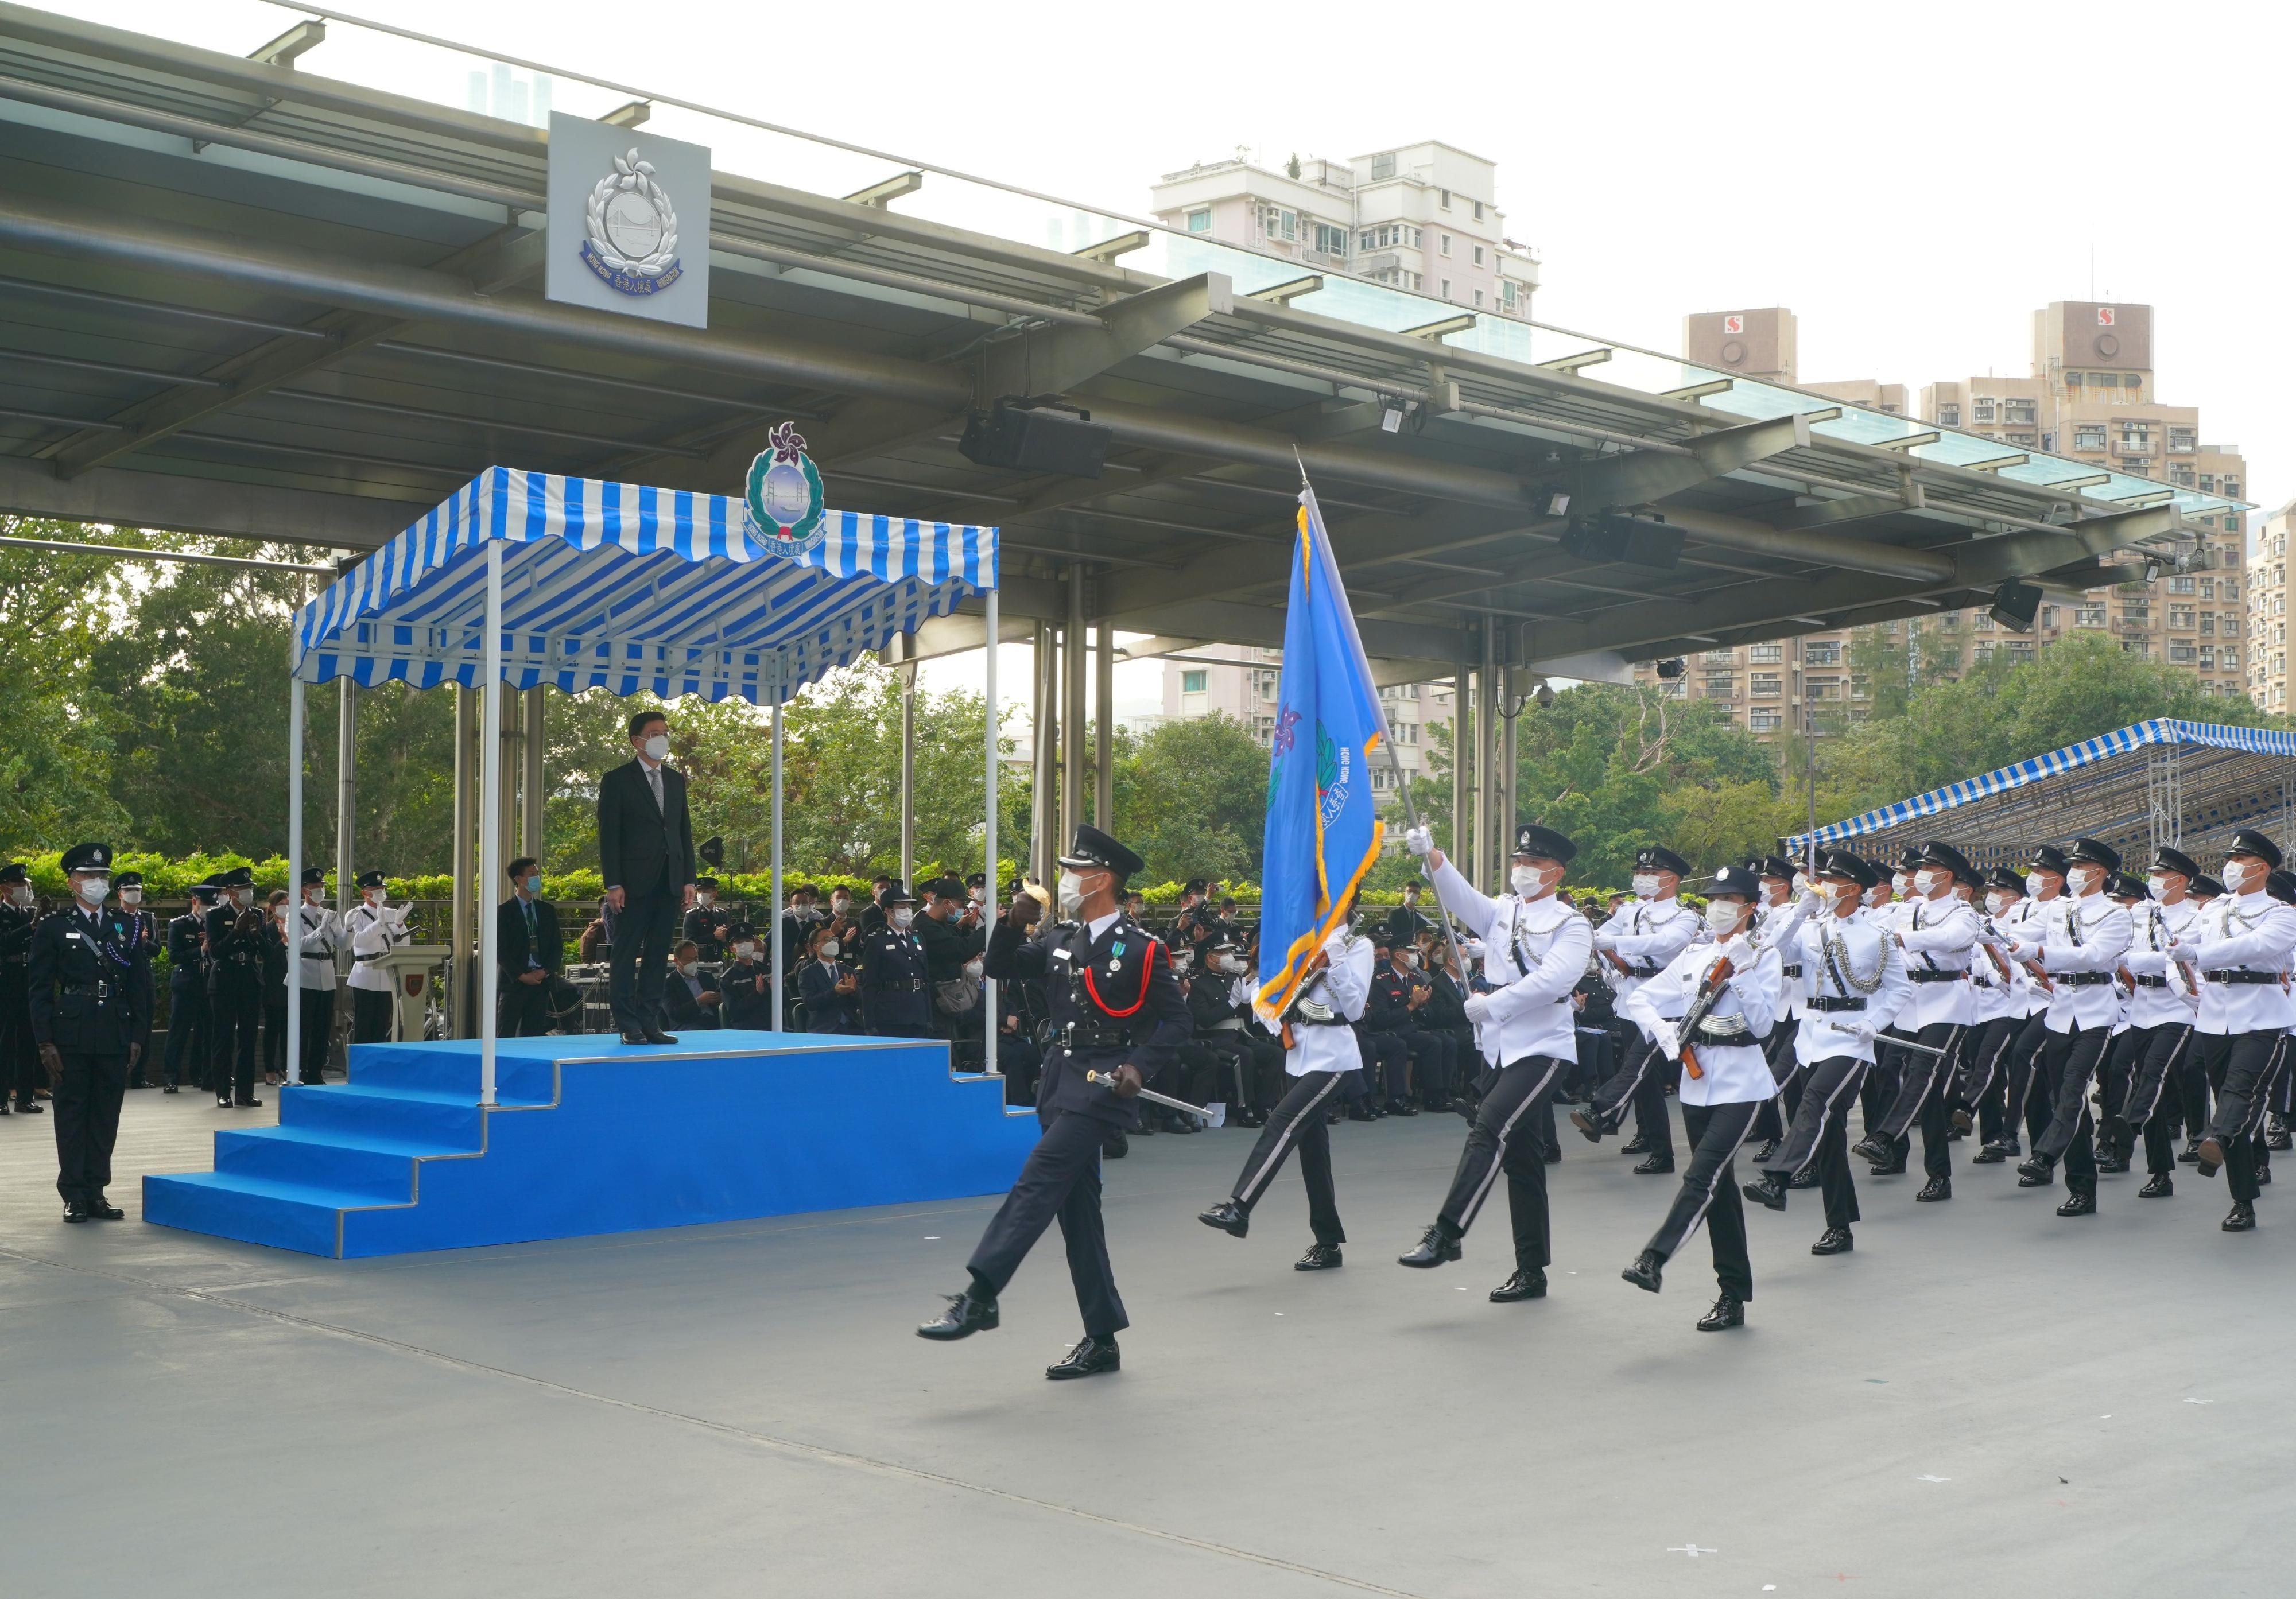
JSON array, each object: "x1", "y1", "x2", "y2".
[
  {"x1": 1557, "y1": 514, "x2": 1684, "y2": 570},
  {"x1": 1989, "y1": 579, "x2": 2042, "y2": 632},
  {"x1": 958, "y1": 401, "x2": 1112, "y2": 478}
]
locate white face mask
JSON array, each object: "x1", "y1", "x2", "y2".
[
  {"x1": 120, "y1": 888, "x2": 142, "y2": 906},
  {"x1": 364, "y1": 888, "x2": 386, "y2": 906},
  {"x1": 963, "y1": 958, "x2": 984, "y2": 981},
  {"x1": 2067, "y1": 866, "x2": 2101, "y2": 895},
  {"x1": 892, "y1": 907, "x2": 915, "y2": 931},
  {"x1": 1402, "y1": 950, "x2": 1422, "y2": 969},
  {"x1": 304, "y1": 888, "x2": 325, "y2": 906},
  {"x1": 1791, "y1": 874, "x2": 1810, "y2": 898},
  {"x1": 1914, "y1": 870, "x2": 1945, "y2": 896},
  {"x1": 2224, "y1": 860, "x2": 2259, "y2": 893},
  {"x1": 1985, "y1": 891, "x2": 2013, "y2": 916},
  {"x1": 733, "y1": 941, "x2": 757, "y2": 960},
  {"x1": 1510, "y1": 864, "x2": 1548, "y2": 897},
  {"x1": 1891, "y1": 874, "x2": 1911, "y2": 896},
  {"x1": 1631, "y1": 872, "x2": 1660, "y2": 899},
  {"x1": 1705, "y1": 899, "x2": 1744, "y2": 936},
  {"x1": 831, "y1": 898, "x2": 851, "y2": 914},
  {"x1": 820, "y1": 940, "x2": 839, "y2": 960},
  {"x1": 9, "y1": 885, "x2": 30, "y2": 908},
  {"x1": 2146, "y1": 874, "x2": 2170, "y2": 898},
  {"x1": 643, "y1": 732, "x2": 670, "y2": 762},
  {"x1": 232, "y1": 888, "x2": 253, "y2": 909},
  {"x1": 2024, "y1": 872, "x2": 2048, "y2": 897},
  {"x1": 696, "y1": 892, "x2": 714, "y2": 907},
  {"x1": 677, "y1": 961, "x2": 700, "y2": 979},
  {"x1": 1057, "y1": 870, "x2": 1085, "y2": 918},
  {"x1": 76, "y1": 876, "x2": 108, "y2": 906},
  {"x1": 969, "y1": 886, "x2": 986, "y2": 905}
]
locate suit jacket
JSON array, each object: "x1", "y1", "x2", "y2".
[
  {"x1": 664, "y1": 969, "x2": 720, "y2": 1030},
  {"x1": 497, "y1": 896, "x2": 564, "y2": 986},
  {"x1": 597, "y1": 758, "x2": 696, "y2": 899}
]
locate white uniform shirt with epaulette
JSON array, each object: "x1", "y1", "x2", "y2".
[
  {"x1": 289, "y1": 902, "x2": 343, "y2": 993},
  {"x1": 2177, "y1": 887, "x2": 2296, "y2": 1035},
  {"x1": 1750, "y1": 894, "x2": 1813, "y2": 1020},
  {"x1": 344, "y1": 901, "x2": 410, "y2": 993},
  {"x1": 1282, "y1": 929, "x2": 1375, "y2": 1078},
  {"x1": 1893, "y1": 891, "x2": 1977, "y2": 1030},
  {"x1": 1427, "y1": 857, "x2": 1593, "y2": 1065},
  {"x1": 2120, "y1": 895, "x2": 2202, "y2": 1030},
  {"x1": 2016, "y1": 891, "x2": 2133, "y2": 1034},
  {"x1": 1620, "y1": 931, "x2": 1783, "y2": 1104},
  {"x1": 1593, "y1": 895, "x2": 1697, "y2": 1013},
  {"x1": 1964, "y1": 905, "x2": 2024, "y2": 1026},
  {"x1": 1791, "y1": 903, "x2": 1913, "y2": 1066},
  {"x1": 1985, "y1": 895, "x2": 2053, "y2": 1016}
]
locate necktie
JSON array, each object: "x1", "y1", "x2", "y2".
[{"x1": 647, "y1": 764, "x2": 664, "y2": 813}]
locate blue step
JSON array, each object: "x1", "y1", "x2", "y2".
[
  {"x1": 145, "y1": 1030, "x2": 1040, "y2": 1258},
  {"x1": 142, "y1": 1170, "x2": 384, "y2": 1258}
]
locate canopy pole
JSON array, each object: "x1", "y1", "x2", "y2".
[
  {"x1": 522, "y1": 685, "x2": 546, "y2": 865},
  {"x1": 1062, "y1": 569, "x2": 1084, "y2": 857},
  {"x1": 1450, "y1": 661, "x2": 1467, "y2": 874},
  {"x1": 335, "y1": 677, "x2": 356, "y2": 972},
  {"x1": 1093, "y1": 623, "x2": 1112, "y2": 826},
  {"x1": 898, "y1": 638, "x2": 915, "y2": 887},
  {"x1": 983, "y1": 591, "x2": 999, "y2": 1078},
  {"x1": 450, "y1": 684, "x2": 474, "y2": 1039},
  {"x1": 1031, "y1": 622, "x2": 1054, "y2": 886},
  {"x1": 285, "y1": 675, "x2": 304, "y2": 1086},
  {"x1": 770, "y1": 693, "x2": 784, "y2": 1032},
  {"x1": 479, "y1": 541, "x2": 502, "y2": 1109},
  {"x1": 1476, "y1": 627, "x2": 1497, "y2": 894}
]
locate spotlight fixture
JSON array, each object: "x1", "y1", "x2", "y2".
[
  {"x1": 958, "y1": 398, "x2": 1112, "y2": 478},
  {"x1": 1544, "y1": 491, "x2": 1571, "y2": 518},
  {"x1": 1654, "y1": 658, "x2": 1685, "y2": 680},
  {"x1": 1987, "y1": 579, "x2": 2042, "y2": 632}
]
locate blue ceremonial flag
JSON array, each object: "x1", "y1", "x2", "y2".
[{"x1": 1254, "y1": 480, "x2": 1388, "y2": 1026}]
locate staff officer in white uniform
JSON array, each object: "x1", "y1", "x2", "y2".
[
  {"x1": 1576, "y1": 846, "x2": 1699, "y2": 1172},
  {"x1": 2108, "y1": 847, "x2": 2202, "y2": 1194},
  {"x1": 344, "y1": 870, "x2": 409, "y2": 1045},
  {"x1": 288, "y1": 867, "x2": 342, "y2": 1084},
  {"x1": 1616, "y1": 865, "x2": 1782, "y2": 1331},
  {"x1": 1197, "y1": 918, "x2": 1374, "y2": 1271},
  {"x1": 1395, "y1": 823, "x2": 1592, "y2": 1304},
  {"x1": 1855, "y1": 839, "x2": 1978, "y2": 1201},
  {"x1": 1744, "y1": 850, "x2": 1912, "y2": 1257},
  {"x1": 2001, "y1": 837, "x2": 2134, "y2": 1217},
  {"x1": 2169, "y1": 829, "x2": 2296, "y2": 1229}
]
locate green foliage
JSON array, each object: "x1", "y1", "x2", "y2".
[{"x1": 1113, "y1": 712, "x2": 1269, "y2": 884}]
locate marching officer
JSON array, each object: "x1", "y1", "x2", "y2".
[
  {"x1": 31, "y1": 843, "x2": 149, "y2": 1222},
  {"x1": 290, "y1": 867, "x2": 343, "y2": 1083},
  {"x1": 858, "y1": 879, "x2": 933, "y2": 1037},
  {"x1": 0, "y1": 860, "x2": 40, "y2": 1114},
  {"x1": 114, "y1": 871, "x2": 159, "y2": 1089},
  {"x1": 160, "y1": 876, "x2": 218, "y2": 1094},
  {"x1": 345, "y1": 870, "x2": 410, "y2": 1045},
  {"x1": 1855, "y1": 840, "x2": 1979, "y2": 1200},
  {"x1": 918, "y1": 825, "x2": 1190, "y2": 1380},
  {"x1": 2111, "y1": 848, "x2": 2203, "y2": 1196},
  {"x1": 684, "y1": 875, "x2": 732, "y2": 961},
  {"x1": 204, "y1": 865, "x2": 265, "y2": 1108},
  {"x1": 1580, "y1": 846, "x2": 1700, "y2": 1171}
]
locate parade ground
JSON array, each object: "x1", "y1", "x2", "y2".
[{"x1": 2, "y1": 1095, "x2": 2288, "y2": 1598}]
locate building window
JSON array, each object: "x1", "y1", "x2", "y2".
[
  {"x1": 2200, "y1": 646, "x2": 2217, "y2": 668},
  {"x1": 1369, "y1": 764, "x2": 1395, "y2": 791},
  {"x1": 1473, "y1": 199, "x2": 1484, "y2": 220},
  {"x1": 1807, "y1": 677, "x2": 1839, "y2": 701},
  {"x1": 1185, "y1": 208, "x2": 1211, "y2": 234},
  {"x1": 1440, "y1": 278, "x2": 1452, "y2": 298},
  {"x1": 1749, "y1": 709, "x2": 1783, "y2": 732},
  {"x1": 2003, "y1": 400, "x2": 2038, "y2": 425},
  {"x1": 2169, "y1": 576, "x2": 2196, "y2": 593},
  {"x1": 1803, "y1": 641, "x2": 1841, "y2": 665},
  {"x1": 1370, "y1": 151, "x2": 1395, "y2": 181},
  {"x1": 1937, "y1": 404, "x2": 1961, "y2": 426},
  {"x1": 1181, "y1": 670, "x2": 1207, "y2": 693},
  {"x1": 1474, "y1": 289, "x2": 1483, "y2": 306},
  {"x1": 1703, "y1": 676, "x2": 1736, "y2": 700},
  {"x1": 1387, "y1": 719, "x2": 1420, "y2": 746},
  {"x1": 2075, "y1": 605, "x2": 2106, "y2": 627},
  {"x1": 1750, "y1": 673, "x2": 1782, "y2": 697},
  {"x1": 2072, "y1": 425, "x2": 2106, "y2": 452},
  {"x1": 1438, "y1": 188, "x2": 1452, "y2": 209},
  {"x1": 1439, "y1": 234, "x2": 1452, "y2": 256},
  {"x1": 1701, "y1": 648, "x2": 1735, "y2": 665},
  {"x1": 1749, "y1": 643, "x2": 1783, "y2": 663},
  {"x1": 2119, "y1": 424, "x2": 2152, "y2": 451},
  {"x1": 2170, "y1": 607, "x2": 2197, "y2": 631},
  {"x1": 1312, "y1": 223, "x2": 1348, "y2": 256},
  {"x1": 2169, "y1": 427, "x2": 2197, "y2": 453},
  {"x1": 1972, "y1": 399, "x2": 1996, "y2": 422},
  {"x1": 1973, "y1": 612, "x2": 1996, "y2": 631}
]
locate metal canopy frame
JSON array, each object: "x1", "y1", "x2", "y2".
[
  {"x1": 1786, "y1": 720, "x2": 2296, "y2": 872},
  {"x1": 0, "y1": 1, "x2": 2250, "y2": 694}
]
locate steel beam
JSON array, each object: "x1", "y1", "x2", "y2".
[
  {"x1": 981, "y1": 274, "x2": 1232, "y2": 399},
  {"x1": 0, "y1": 455, "x2": 413, "y2": 548}
]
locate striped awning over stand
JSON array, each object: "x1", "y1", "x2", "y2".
[{"x1": 292, "y1": 468, "x2": 998, "y2": 704}]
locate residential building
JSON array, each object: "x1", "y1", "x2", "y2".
[
  {"x1": 1162, "y1": 650, "x2": 1453, "y2": 809},
  {"x1": 2250, "y1": 500, "x2": 2294, "y2": 710},
  {"x1": 1640, "y1": 300, "x2": 2251, "y2": 735},
  {"x1": 1150, "y1": 142, "x2": 1538, "y2": 317}
]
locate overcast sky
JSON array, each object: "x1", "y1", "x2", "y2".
[{"x1": 64, "y1": 0, "x2": 2296, "y2": 698}]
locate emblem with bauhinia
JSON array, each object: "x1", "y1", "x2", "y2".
[
  {"x1": 745, "y1": 421, "x2": 827, "y2": 545},
  {"x1": 584, "y1": 148, "x2": 680, "y2": 279}
]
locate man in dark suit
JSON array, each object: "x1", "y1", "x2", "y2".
[
  {"x1": 32, "y1": 842, "x2": 149, "y2": 1222},
  {"x1": 497, "y1": 855, "x2": 564, "y2": 1038},
  {"x1": 596, "y1": 708, "x2": 696, "y2": 1045},
  {"x1": 662, "y1": 941, "x2": 722, "y2": 1031}
]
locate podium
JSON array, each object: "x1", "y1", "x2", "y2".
[{"x1": 367, "y1": 942, "x2": 447, "y2": 1041}]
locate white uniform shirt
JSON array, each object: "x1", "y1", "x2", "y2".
[
  {"x1": 1283, "y1": 929, "x2": 1374, "y2": 1077},
  {"x1": 1791, "y1": 906, "x2": 1913, "y2": 1066},
  {"x1": 286, "y1": 902, "x2": 342, "y2": 992},
  {"x1": 1428, "y1": 858, "x2": 1593, "y2": 1065},
  {"x1": 1751, "y1": 894, "x2": 1813, "y2": 1020},
  {"x1": 1620, "y1": 931, "x2": 1782, "y2": 1104},
  {"x1": 346, "y1": 901, "x2": 412, "y2": 993},
  {"x1": 1894, "y1": 894, "x2": 1977, "y2": 1030},
  {"x1": 1592, "y1": 895, "x2": 1697, "y2": 1010},
  {"x1": 2178, "y1": 890, "x2": 2296, "y2": 1035},
  {"x1": 2016, "y1": 892, "x2": 2133, "y2": 1034},
  {"x1": 1982, "y1": 895, "x2": 2052, "y2": 1017},
  {"x1": 2120, "y1": 898, "x2": 2201, "y2": 1030}
]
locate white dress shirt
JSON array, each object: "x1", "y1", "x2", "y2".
[
  {"x1": 1792, "y1": 907, "x2": 1913, "y2": 1066},
  {"x1": 1283, "y1": 929, "x2": 1375, "y2": 1078},
  {"x1": 1620, "y1": 930, "x2": 1782, "y2": 1104},
  {"x1": 2120, "y1": 898, "x2": 2201, "y2": 1029},
  {"x1": 345, "y1": 900, "x2": 410, "y2": 993},
  {"x1": 2178, "y1": 890, "x2": 2296, "y2": 1035},
  {"x1": 288, "y1": 902, "x2": 343, "y2": 993},
  {"x1": 1894, "y1": 894, "x2": 1977, "y2": 1030},
  {"x1": 1592, "y1": 895, "x2": 1697, "y2": 1008},
  {"x1": 1751, "y1": 894, "x2": 1813, "y2": 1020},
  {"x1": 2012, "y1": 891, "x2": 2134, "y2": 1034},
  {"x1": 1428, "y1": 857, "x2": 1593, "y2": 1065}
]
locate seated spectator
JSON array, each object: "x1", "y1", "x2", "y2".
[
  {"x1": 719, "y1": 922, "x2": 776, "y2": 1031},
  {"x1": 579, "y1": 905, "x2": 612, "y2": 964},
  {"x1": 662, "y1": 940, "x2": 721, "y2": 1031},
  {"x1": 798, "y1": 923, "x2": 862, "y2": 1034}
]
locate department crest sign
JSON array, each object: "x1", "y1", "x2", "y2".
[
  {"x1": 744, "y1": 422, "x2": 828, "y2": 556},
  {"x1": 581, "y1": 147, "x2": 683, "y2": 296},
  {"x1": 545, "y1": 114, "x2": 709, "y2": 328}
]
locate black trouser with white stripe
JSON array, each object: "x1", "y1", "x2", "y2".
[
  {"x1": 2034, "y1": 1025, "x2": 2112, "y2": 1196},
  {"x1": 1589, "y1": 1033, "x2": 1673, "y2": 1158},
  {"x1": 1876, "y1": 1022, "x2": 1962, "y2": 1179},
  {"x1": 1762, "y1": 1055, "x2": 1864, "y2": 1230},
  {"x1": 2197, "y1": 1029, "x2": 2283, "y2": 1204},
  {"x1": 1747, "y1": 1018, "x2": 1801, "y2": 1144},
  {"x1": 1227, "y1": 1070, "x2": 1349, "y2": 1245},
  {"x1": 2117, "y1": 1022, "x2": 2195, "y2": 1175},
  {"x1": 2001, "y1": 1012, "x2": 2054, "y2": 1151},
  {"x1": 1646, "y1": 1099, "x2": 1758, "y2": 1300},
  {"x1": 1950, "y1": 1015, "x2": 2023, "y2": 1146},
  {"x1": 1434, "y1": 1053, "x2": 1569, "y2": 1272}
]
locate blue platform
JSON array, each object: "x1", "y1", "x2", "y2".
[{"x1": 142, "y1": 1031, "x2": 1038, "y2": 1259}]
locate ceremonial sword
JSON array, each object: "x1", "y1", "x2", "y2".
[{"x1": 1086, "y1": 1069, "x2": 1213, "y2": 1123}]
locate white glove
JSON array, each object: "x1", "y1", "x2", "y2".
[
  {"x1": 1320, "y1": 924, "x2": 1352, "y2": 954},
  {"x1": 1847, "y1": 1024, "x2": 1877, "y2": 1047},
  {"x1": 1592, "y1": 932, "x2": 1618, "y2": 951},
  {"x1": 1459, "y1": 937, "x2": 1486, "y2": 958},
  {"x1": 1461, "y1": 992, "x2": 1493, "y2": 1024},
  {"x1": 1656, "y1": 1033, "x2": 1681, "y2": 1062},
  {"x1": 1403, "y1": 825, "x2": 1433, "y2": 857}
]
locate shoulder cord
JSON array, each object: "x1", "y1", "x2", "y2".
[
  {"x1": 2061, "y1": 899, "x2": 2084, "y2": 948},
  {"x1": 1820, "y1": 920, "x2": 1885, "y2": 995}
]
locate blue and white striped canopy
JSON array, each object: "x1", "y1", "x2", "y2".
[
  {"x1": 292, "y1": 468, "x2": 998, "y2": 704},
  {"x1": 1787, "y1": 719, "x2": 2296, "y2": 859}
]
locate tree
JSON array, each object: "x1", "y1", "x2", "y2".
[
  {"x1": 0, "y1": 518, "x2": 137, "y2": 847},
  {"x1": 1113, "y1": 713, "x2": 1267, "y2": 884}
]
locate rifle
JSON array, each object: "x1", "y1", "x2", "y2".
[{"x1": 1671, "y1": 951, "x2": 1739, "y2": 1081}]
